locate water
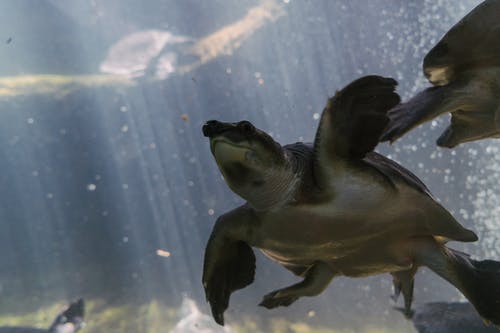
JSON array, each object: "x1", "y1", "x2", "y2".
[{"x1": 0, "y1": 0, "x2": 497, "y2": 332}]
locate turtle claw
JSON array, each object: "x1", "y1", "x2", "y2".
[
  {"x1": 391, "y1": 279, "x2": 402, "y2": 302},
  {"x1": 393, "y1": 306, "x2": 415, "y2": 319},
  {"x1": 213, "y1": 311, "x2": 225, "y2": 326},
  {"x1": 259, "y1": 290, "x2": 299, "y2": 309}
]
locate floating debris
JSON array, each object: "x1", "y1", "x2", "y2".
[{"x1": 156, "y1": 249, "x2": 171, "y2": 258}]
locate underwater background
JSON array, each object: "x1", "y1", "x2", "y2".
[{"x1": 0, "y1": 0, "x2": 497, "y2": 332}]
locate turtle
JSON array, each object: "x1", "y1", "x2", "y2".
[
  {"x1": 0, "y1": 298, "x2": 85, "y2": 333},
  {"x1": 201, "y1": 75, "x2": 500, "y2": 326},
  {"x1": 380, "y1": 0, "x2": 500, "y2": 147}
]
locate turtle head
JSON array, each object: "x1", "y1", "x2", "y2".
[{"x1": 203, "y1": 120, "x2": 296, "y2": 209}]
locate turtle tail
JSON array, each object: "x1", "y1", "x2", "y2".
[{"x1": 422, "y1": 246, "x2": 500, "y2": 326}]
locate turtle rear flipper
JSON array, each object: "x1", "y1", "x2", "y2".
[
  {"x1": 259, "y1": 261, "x2": 336, "y2": 309},
  {"x1": 415, "y1": 241, "x2": 500, "y2": 326}
]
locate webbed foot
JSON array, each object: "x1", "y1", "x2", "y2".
[
  {"x1": 259, "y1": 290, "x2": 299, "y2": 309},
  {"x1": 390, "y1": 267, "x2": 417, "y2": 317},
  {"x1": 259, "y1": 261, "x2": 336, "y2": 310}
]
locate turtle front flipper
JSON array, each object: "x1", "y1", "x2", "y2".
[
  {"x1": 202, "y1": 207, "x2": 256, "y2": 326},
  {"x1": 313, "y1": 75, "x2": 400, "y2": 185},
  {"x1": 314, "y1": 75, "x2": 400, "y2": 160},
  {"x1": 411, "y1": 237, "x2": 500, "y2": 326},
  {"x1": 259, "y1": 261, "x2": 336, "y2": 309},
  {"x1": 380, "y1": 85, "x2": 453, "y2": 144}
]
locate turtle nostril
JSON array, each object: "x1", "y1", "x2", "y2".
[
  {"x1": 202, "y1": 120, "x2": 220, "y2": 137},
  {"x1": 202, "y1": 124, "x2": 212, "y2": 137},
  {"x1": 238, "y1": 121, "x2": 255, "y2": 134}
]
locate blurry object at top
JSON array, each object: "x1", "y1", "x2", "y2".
[
  {"x1": 381, "y1": 0, "x2": 500, "y2": 148},
  {"x1": 0, "y1": 299, "x2": 85, "y2": 333},
  {"x1": 0, "y1": 75, "x2": 133, "y2": 99},
  {"x1": 169, "y1": 296, "x2": 234, "y2": 333},
  {"x1": 99, "y1": 0, "x2": 284, "y2": 80},
  {"x1": 0, "y1": 0, "x2": 283, "y2": 98},
  {"x1": 400, "y1": 302, "x2": 500, "y2": 333},
  {"x1": 99, "y1": 30, "x2": 193, "y2": 79}
]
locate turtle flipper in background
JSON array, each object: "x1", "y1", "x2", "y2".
[
  {"x1": 381, "y1": 0, "x2": 500, "y2": 147},
  {"x1": 0, "y1": 299, "x2": 85, "y2": 333},
  {"x1": 397, "y1": 302, "x2": 500, "y2": 333},
  {"x1": 48, "y1": 299, "x2": 85, "y2": 333}
]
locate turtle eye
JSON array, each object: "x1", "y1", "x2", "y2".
[{"x1": 238, "y1": 121, "x2": 255, "y2": 134}]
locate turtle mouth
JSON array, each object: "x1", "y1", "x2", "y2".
[
  {"x1": 211, "y1": 137, "x2": 254, "y2": 164},
  {"x1": 211, "y1": 137, "x2": 251, "y2": 150}
]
